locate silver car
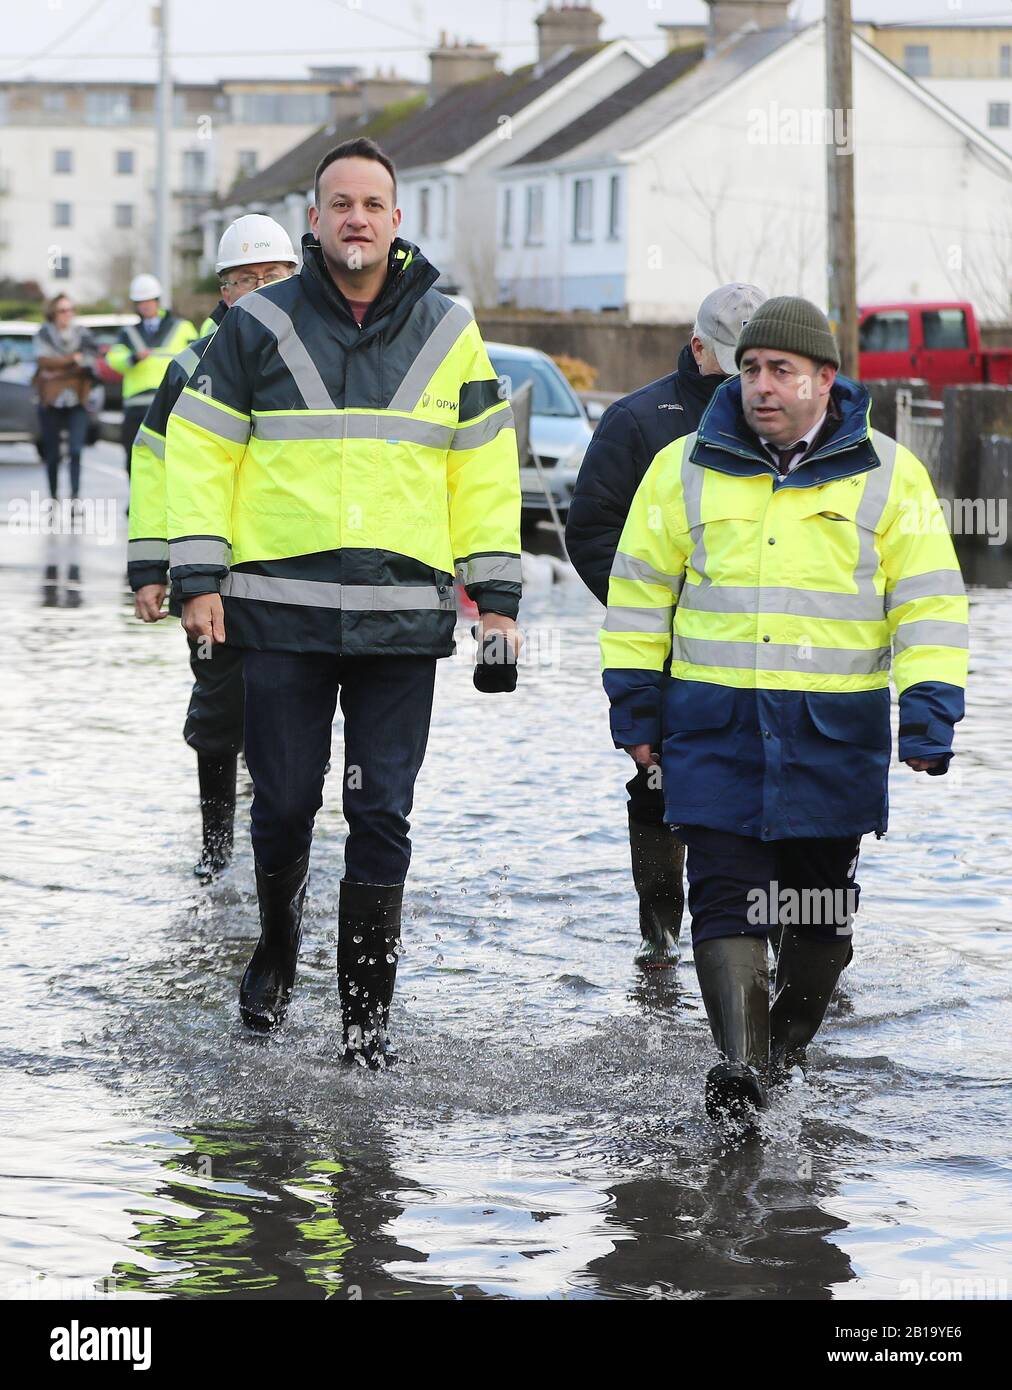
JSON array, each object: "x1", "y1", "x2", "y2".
[{"x1": 486, "y1": 342, "x2": 594, "y2": 521}]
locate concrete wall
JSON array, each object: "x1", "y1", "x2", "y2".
[
  {"x1": 476, "y1": 311, "x2": 691, "y2": 391},
  {"x1": 941, "y1": 384, "x2": 1012, "y2": 533}
]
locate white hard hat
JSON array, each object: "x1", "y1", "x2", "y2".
[
  {"x1": 216, "y1": 214, "x2": 298, "y2": 273},
  {"x1": 129, "y1": 272, "x2": 163, "y2": 301}
]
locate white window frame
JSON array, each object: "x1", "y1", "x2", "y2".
[
  {"x1": 524, "y1": 184, "x2": 544, "y2": 246},
  {"x1": 572, "y1": 177, "x2": 593, "y2": 243}
]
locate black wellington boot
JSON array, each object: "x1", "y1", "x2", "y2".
[
  {"x1": 337, "y1": 880, "x2": 403, "y2": 1071},
  {"x1": 629, "y1": 812, "x2": 684, "y2": 969},
  {"x1": 193, "y1": 754, "x2": 237, "y2": 881},
  {"x1": 769, "y1": 929, "x2": 852, "y2": 1082},
  {"x1": 239, "y1": 852, "x2": 310, "y2": 1032},
  {"x1": 693, "y1": 935, "x2": 770, "y2": 1125}
]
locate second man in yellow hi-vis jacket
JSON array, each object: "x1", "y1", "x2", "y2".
[
  {"x1": 107, "y1": 273, "x2": 196, "y2": 474},
  {"x1": 165, "y1": 137, "x2": 522, "y2": 1068},
  {"x1": 600, "y1": 297, "x2": 968, "y2": 1126},
  {"x1": 128, "y1": 214, "x2": 300, "y2": 881}
]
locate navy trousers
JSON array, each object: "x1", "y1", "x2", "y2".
[
  {"x1": 184, "y1": 637, "x2": 245, "y2": 758},
  {"x1": 678, "y1": 825, "x2": 861, "y2": 948},
  {"x1": 243, "y1": 650, "x2": 437, "y2": 883}
]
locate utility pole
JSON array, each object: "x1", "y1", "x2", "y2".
[
  {"x1": 825, "y1": 0, "x2": 858, "y2": 377},
  {"x1": 154, "y1": 1, "x2": 172, "y2": 295}
]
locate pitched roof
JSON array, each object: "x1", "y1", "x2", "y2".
[
  {"x1": 513, "y1": 42, "x2": 705, "y2": 166},
  {"x1": 519, "y1": 25, "x2": 800, "y2": 168},
  {"x1": 222, "y1": 44, "x2": 608, "y2": 208}
]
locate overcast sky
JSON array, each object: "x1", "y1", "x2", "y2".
[{"x1": 2, "y1": 0, "x2": 1010, "y2": 84}]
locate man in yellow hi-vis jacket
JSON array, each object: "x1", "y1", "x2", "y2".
[
  {"x1": 106, "y1": 273, "x2": 196, "y2": 475},
  {"x1": 600, "y1": 297, "x2": 968, "y2": 1125},
  {"x1": 165, "y1": 138, "x2": 522, "y2": 1067}
]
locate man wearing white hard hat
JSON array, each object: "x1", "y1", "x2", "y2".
[{"x1": 127, "y1": 214, "x2": 298, "y2": 880}]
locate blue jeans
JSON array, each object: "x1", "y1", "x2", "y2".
[
  {"x1": 38, "y1": 404, "x2": 87, "y2": 498},
  {"x1": 243, "y1": 650, "x2": 437, "y2": 882}
]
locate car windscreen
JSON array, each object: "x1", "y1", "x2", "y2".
[
  {"x1": 488, "y1": 353, "x2": 579, "y2": 418},
  {"x1": 0, "y1": 333, "x2": 39, "y2": 364}
]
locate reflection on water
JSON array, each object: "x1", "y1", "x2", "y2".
[{"x1": 0, "y1": 510, "x2": 1009, "y2": 1300}]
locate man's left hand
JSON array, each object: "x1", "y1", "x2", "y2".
[
  {"x1": 472, "y1": 614, "x2": 521, "y2": 693},
  {"x1": 905, "y1": 757, "x2": 944, "y2": 772}
]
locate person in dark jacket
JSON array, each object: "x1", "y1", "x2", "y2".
[{"x1": 566, "y1": 283, "x2": 766, "y2": 969}]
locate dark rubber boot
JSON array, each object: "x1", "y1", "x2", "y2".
[
  {"x1": 694, "y1": 935, "x2": 770, "y2": 1125},
  {"x1": 338, "y1": 880, "x2": 403, "y2": 1071},
  {"x1": 239, "y1": 852, "x2": 310, "y2": 1032},
  {"x1": 193, "y1": 753, "x2": 237, "y2": 881},
  {"x1": 769, "y1": 928, "x2": 852, "y2": 1081},
  {"x1": 629, "y1": 811, "x2": 684, "y2": 969}
]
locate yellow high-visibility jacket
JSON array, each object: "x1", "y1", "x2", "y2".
[
  {"x1": 107, "y1": 310, "x2": 197, "y2": 411},
  {"x1": 165, "y1": 236, "x2": 521, "y2": 656},
  {"x1": 600, "y1": 377, "x2": 968, "y2": 840}
]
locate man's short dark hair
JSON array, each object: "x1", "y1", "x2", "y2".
[{"x1": 314, "y1": 138, "x2": 397, "y2": 207}]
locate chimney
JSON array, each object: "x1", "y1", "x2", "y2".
[
  {"x1": 535, "y1": 4, "x2": 603, "y2": 67},
  {"x1": 359, "y1": 71, "x2": 425, "y2": 116},
  {"x1": 703, "y1": 0, "x2": 792, "y2": 53},
  {"x1": 428, "y1": 36, "x2": 499, "y2": 100}
]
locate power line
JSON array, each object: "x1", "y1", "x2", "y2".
[{"x1": 0, "y1": 0, "x2": 113, "y2": 75}]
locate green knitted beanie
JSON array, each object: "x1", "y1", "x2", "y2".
[{"x1": 734, "y1": 295, "x2": 841, "y2": 368}]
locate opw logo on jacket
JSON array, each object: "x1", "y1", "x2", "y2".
[{"x1": 421, "y1": 391, "x2": 458, "y2": 412}]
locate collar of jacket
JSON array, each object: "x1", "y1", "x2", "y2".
[
  {"x1": 675, "y1": 341, "x2": 728, "y2": 416},
  {"x1": 690, "y1": 374, "x2": 879, "y2": 489},
  {"x1": 210, "y1": 299, "x2": 228, "y2": 326},
  {"x1": 299, "y1": 233, "x2": 440, "y2": 346}
]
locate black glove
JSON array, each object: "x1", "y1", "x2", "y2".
[{"x1": 472, "y1": 623, "x2": 518, "y2": 694}]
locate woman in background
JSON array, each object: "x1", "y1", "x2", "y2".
[{"x1": 34, "y1": 295, "x2": 97, "y2": 503}]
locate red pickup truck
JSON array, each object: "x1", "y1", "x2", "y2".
[{"x1": 858, "y1": 301, "x2": 1012, "y2": 396}]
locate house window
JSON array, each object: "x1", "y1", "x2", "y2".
[
  {"x1": 52, "y1": 202, "x2": 72, "y2": 227},
  {"x1": 53, "y1": 149, "x2": 73, "y2": 174},
  {"x1": 1000, "y1": 45, "x2": 1011, "y2": 78},
  {"x1": 115, "y1": 149, "x2": 135, "y2": 175},
  {"x1": 181, "y1": 149, "x2": 208, "y2": 192},
  {"x1": 439, "y1": 182, "x2": 448, "y2": 238},
  {"x1": 501, "y1": 187, "x2": 513, "y2": 247},
  {"x1": 85, "y1": 90, "x2": 131, "y2": 125},
  {"x1": 114, "y1": 203, "x2": 134, "y2": 229},
  {"x1": 419, "y1": 186, "x2": 430, "y2": 239},
  {"x1": 903, "y1": 45, "x2": 931, "y2": 78},
  {"x1": 42, "y1": 91, "x2": 66, "y2": 114},
  {"x1": 988, "y1": 102, "x2": 1010, "y2": 128},
  {"x1": 53, "y1": 255, "x2": 71, "y2": 280},
  {"x1": 237, "y1": 150, "x2": 258, "y2": 178},
  {"x1": 572, "y1": 178, "x2": 593, "y2": 242},
  {"x1": 524, "y1": 184, "x2": 544, "y2": 244},
  {"x1": 607, "y1": 174, "x2": 620, "y2": 240}
]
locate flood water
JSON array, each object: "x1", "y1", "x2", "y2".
[{"x1": 1, "y1": 444, "x2": 1010, "y2": 1301}]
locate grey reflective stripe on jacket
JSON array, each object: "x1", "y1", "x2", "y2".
[
  {"x1": 128, "y1": 539, "x2": 169, "y2": 562},
  {"x1": 236, "y1": 293, "x2": 333, "y2": 409},
  {"x1": 454, "y1": 553, "x2": 523, "y2": 587},
  {"x1": 219, "y1": 573, "x2": 457, "y2": 611},
  {"x1": 671, "y1": 634, "x2": 892, "y2": 676},
  {"x1": 386, "y1": 302, "x2": 472, "y2": 412},
  {"x1": 169, "y1": 537, "x2": 232, "y2": 568}
]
